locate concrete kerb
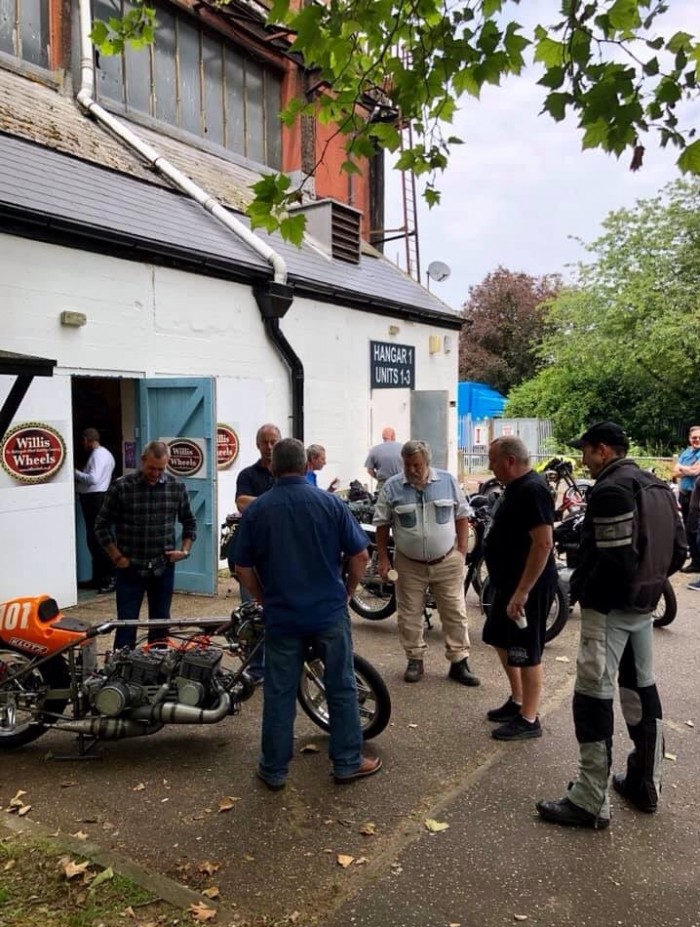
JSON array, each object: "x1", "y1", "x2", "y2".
[{"x1": 0, "y1": 811, "x2": 209, "y2": 912}]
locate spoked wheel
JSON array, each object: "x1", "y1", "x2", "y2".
[
  {"x1": 479, "y1": 580, "x2": 569, "y2": 645},
  {"x1": 0, "y1": 650, "x2": 70, "y2": 750},
  {"x1": 652, "y1": 579, "x2": 677, "y2": 628},
  {"x1": 543, "y1": 586, "x2": 569, "y2": 643},
  {"x1": 297, "y1": 653, "x2": 391, "y2": 740},
  {"x1": 348, "y1": 545, "x2": 396, "y2": 620},
  {"x1": 468, "y1": 556, "x2": 488, "y2": 596}
]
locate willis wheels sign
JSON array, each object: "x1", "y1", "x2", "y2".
[{"x1": 1, "y1": 422, "x2": 67, "y2": 484}]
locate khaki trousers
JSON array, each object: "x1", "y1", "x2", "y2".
[{"x1": 394, "y1": 548, "x2": 470, "y2": 662}]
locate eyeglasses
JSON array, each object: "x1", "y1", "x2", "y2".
[{"x1": 691, "y1": 436, "x2": 700, "y2": 441}]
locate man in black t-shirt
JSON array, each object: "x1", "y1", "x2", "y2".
[{"x1": 482, "y1": 437, "x2": 557, "y2": 741}]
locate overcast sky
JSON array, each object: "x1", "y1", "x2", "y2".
[{"x1": 386, "y1": 0, "x2": 700, "y2": 311}]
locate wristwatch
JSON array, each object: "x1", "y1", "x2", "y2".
[{"x1": 181, "y1": 550, "x2": 190, "y2": 559}]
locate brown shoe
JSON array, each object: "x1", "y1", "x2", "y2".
[{"x1": 334, "y1": 755, "x2": 382, "y2": 784}]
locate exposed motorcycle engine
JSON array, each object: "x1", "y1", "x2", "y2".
[
  {"x1": 87, "y1": 645, "x2": 223, "y2": 717},
  {"x1": 175, "y1": 648, "x2": 223, "y2": 707}
]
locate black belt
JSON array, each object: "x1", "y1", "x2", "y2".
[{"x1": 402, "y1": 546, "x2": 455, "y2": 566}]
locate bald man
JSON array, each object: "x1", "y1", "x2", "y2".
[{"x1": 365, "y1": 427, "x2": 403, "y2": 490}]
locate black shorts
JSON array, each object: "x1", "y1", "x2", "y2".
[{"x1": 482, "y1": 581, "x2": 556, "y2": 667}]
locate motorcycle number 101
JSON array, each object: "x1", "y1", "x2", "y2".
[{"x1": 0, "y1": 601, "x2": 33, "y2": 632}]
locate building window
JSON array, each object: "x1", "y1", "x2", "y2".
[
  {"x1": 0, "y1": 0, "x2": 50, "y2": 68},
  {"x1": 92, "y1": 0, "x2": 283, "y2": 168}
]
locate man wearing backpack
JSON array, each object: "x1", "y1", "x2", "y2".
[{"x1": 537, "y1": 422, "x2": 686, "y2": 830}]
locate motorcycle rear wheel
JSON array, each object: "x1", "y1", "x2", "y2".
[
  {"x1": 297, "y1": 654, "x2": 391, "y2": 740},
  {"x1": 0, "y1": 650, "x2": 70, "y2": 750},
  {"x1": 479, "y1": 580, "x2": 569, "y2": 644},
  {"x1": 652, "y1": 579, "x2": 677, "y2": 628}
]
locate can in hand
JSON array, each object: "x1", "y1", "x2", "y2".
[{"x1": 387, "y1": 569, "x2": 399, "y2": 583}]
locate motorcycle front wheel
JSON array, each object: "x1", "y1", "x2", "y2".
[
  {"x1": 652, "y1": 579, "x2": 677, "y2": 628},
  {"x1": 479, "y1": 579, "x2": 569, "y2": 644},
  {"x1": 0, "y1": 650, "x2": 70, "y2": 750},
  {"x1": 348, "y1": 544, "x2": 396, "y2": 620},
  {"x1": 297, "y1": 654, "x2": 391, "y2": 740}
]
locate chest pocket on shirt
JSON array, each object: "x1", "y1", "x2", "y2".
[
  {"x1": 395, "y1": 504, "x2": 417, "y2": 529},
  {"x1": 433, "y1": 499, "x2": 454, "y2": 525}
]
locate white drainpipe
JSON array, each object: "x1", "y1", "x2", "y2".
[{"x1": 76, "y1": 0, "x2": 288, "y2": 284}]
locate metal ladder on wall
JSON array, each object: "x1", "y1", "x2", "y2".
[{"x1": 399, "y1": 116, "x2": 421, "y2": 283}]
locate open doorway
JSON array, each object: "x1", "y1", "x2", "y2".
[{"x1": 71, "y1": 377, "x2": 125, "y2": 592}]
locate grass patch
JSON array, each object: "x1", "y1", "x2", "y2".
[{"x1": 0, "y1": 834, "x2": 178, "y2": 927}]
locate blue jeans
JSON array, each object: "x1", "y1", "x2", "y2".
[
  {"x1": 259, "y1": 616, "x2": 363, "y2": 785},
  {"x1": 114, "y1": 563, "x2": 175, "y2": 649}
]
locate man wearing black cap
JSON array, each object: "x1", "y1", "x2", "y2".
[{"x1": 537, "y1": 422, "x2": 686, "y2": 830}]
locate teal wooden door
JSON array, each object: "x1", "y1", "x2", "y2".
[{"x1": 137, "y1": 378, "x2": 216, "y2": 594}]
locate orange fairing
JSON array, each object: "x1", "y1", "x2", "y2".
[{"x1": 0, "y1": 595, "x2": 89, "y2": 657}]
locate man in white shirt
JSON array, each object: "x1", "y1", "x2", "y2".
[{"x1": 75, "y1": 427, "x2": 116, "y2": 593}]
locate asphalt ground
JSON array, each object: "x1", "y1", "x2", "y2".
[{"x1": 1, "y1": 574, "x2": 699, "y2": 927}]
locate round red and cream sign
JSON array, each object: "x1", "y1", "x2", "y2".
[
  {"x1": 1, "y1": 422, "x2": 67, "y2": 484},
  {"x1": 216, "y1": 424, "x2": 240, "y2": 470},
  {"x1": 166, "y1": 438, "x2": 204, "y2": 477}
]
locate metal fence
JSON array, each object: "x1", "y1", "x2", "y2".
[
  {"x1": 458, "y1": 416, "x2": 555, "y2": 474},
  {"x1": 458, "y1": 415, "x2": 675, "y2": 480}
]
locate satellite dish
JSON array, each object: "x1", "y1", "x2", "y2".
[{"x1": 427, "y1": 260, "x2": 451, "y2": 283}]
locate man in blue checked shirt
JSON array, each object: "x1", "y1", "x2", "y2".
[{"x1": 95, "y1": 440, "x2": 196, "y2": 649}]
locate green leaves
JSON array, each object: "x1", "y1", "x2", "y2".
[
  {"x1": 90, "y1": 2, "x2": 156, "y2": 55},
  {"x1": 679, "y1": 140, "x2": 700, "y2": 175}
]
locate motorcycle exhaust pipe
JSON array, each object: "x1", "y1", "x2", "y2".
[
  {"x1": 129, "y1": 692, "x2": 231, "y2": 724},
  {"x1": 53, "y1": 718, "x2": 164, "y2": 739}
]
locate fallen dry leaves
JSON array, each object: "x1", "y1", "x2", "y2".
[
  {"x1": 198, "y1": 861, "x2": 221, "y2": 877},
  {"x1": 6, "y1": 790, "x2": 31, "y2": 816},
  {"x1": 217, "y1": 797, "x2": 240, "y2": 813},
  {"x1": 61, "y1": 858, "x2": 91, "y2": 881},
  {"x1": 359, "y1": 821, "x2": 377, "y2": 836},
  {"x1": 190, "y1": 900, "x2": 217, "y2": 922},
  {"x1": 424, "y1": 819, "x2": 449, "y2": 833},
  {"x1": 336, "y1": 854, "x2": 354, "y2": 868}
]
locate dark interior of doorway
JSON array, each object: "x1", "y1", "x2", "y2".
[{"x1": 71, "y1": 377, "x2": 124, "y2": 479}]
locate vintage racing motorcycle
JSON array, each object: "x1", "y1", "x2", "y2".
[{"x1": 0, "y1": 595, "x2": 391, "y2": 753}]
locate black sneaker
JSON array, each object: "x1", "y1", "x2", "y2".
[
  {"x1": 492, "y1": 715, "x2": 542, "y2": 741},
  {"x1": 486, "y1": 696, "x2": 522, "y2": 723},
  {"x1": 680, "y1": 563, "x2": 700, "y2": 574},
  {"x1": 404, "y1": 659, "x2": 424, "y2": 683}
]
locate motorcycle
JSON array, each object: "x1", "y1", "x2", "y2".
[
  {"x1": 347, "y1": 494, "x2": 493, "y2": 622},
  {"x1": 0, "y1": 595, "x2": 392, "y2": 753},
  {"x1": 219, "y1": 511, "x2": 242, "y2": 561}
]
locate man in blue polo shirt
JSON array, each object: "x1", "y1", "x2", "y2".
[
  {"x1": 672, "y1": 425, "x2": 700, "y2": 572},
  {"x1": 235, "y1": 438, "x2": 382, "y2": 790}
]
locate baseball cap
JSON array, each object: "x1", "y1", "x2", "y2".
[{"x1": 569, "y1": 421, "x2": 630, "y2": 450}]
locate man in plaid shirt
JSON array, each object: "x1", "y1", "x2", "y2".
[{"x1": 95, "y1": 440, "x2": 197, "y2": 648}]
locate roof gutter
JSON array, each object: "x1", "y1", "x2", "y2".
[{"x1": 75, "y1": 0, "x2": 306, "y2": 437}]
